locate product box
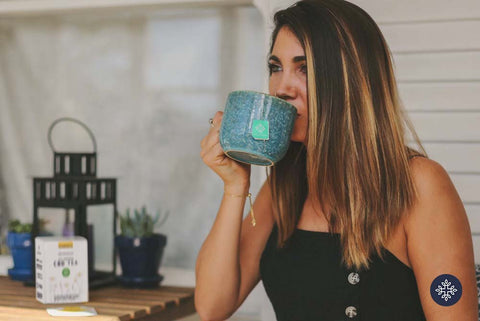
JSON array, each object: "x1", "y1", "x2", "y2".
[{"x1": 35, "y1": 236, "x2": 88, "y2": 304}]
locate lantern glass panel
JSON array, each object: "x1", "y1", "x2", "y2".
[
  {"x1": 87, "y1": 205, "x2": 115, "y2": 273},
  {"x1": 37, "y1": 208, "x2": 72, "y2": 236}
]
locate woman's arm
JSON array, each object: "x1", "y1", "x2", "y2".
[
  {"x1": 194, "y1": 180, "x2": 275, "y2": 321},
  {"x1": 405, "y1": 157, "x2": 478, "y2": 320}
]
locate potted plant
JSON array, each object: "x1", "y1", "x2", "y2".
[
  {"x1": 6, "y1": 220, "x2": 34, "y2": 281},
  {"x1": 115, "y1": 206, "x2": 169, "y2": 288},
  {"x1": 6, "y1": 219, "x2": 50, "y2": 281}
]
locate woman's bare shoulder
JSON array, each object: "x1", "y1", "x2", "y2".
[
  {"x1": 408, "y1": 155, "x2": 444, "y2": 179},
  {"x1": 407, "y1": 155, "x2": 455, "y2": 213}
]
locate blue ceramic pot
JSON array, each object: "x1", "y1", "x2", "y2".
[
  {"x1": 220, "y1": 90, "x2": 297, "y2": 166},
  {"x1": 115, "y1": 234, "x2": 167, "y2": 288},
  {"x1": 6, "y1": 232, "x2": 33, "y2": 281}
]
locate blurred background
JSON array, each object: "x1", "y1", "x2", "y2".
[{"x1": 0, "y1": 0, "x2": 478, "y2": 319}]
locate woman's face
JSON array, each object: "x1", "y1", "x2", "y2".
[{"x1": 269, "y1": 26, "x2": 308, "y2": 145}]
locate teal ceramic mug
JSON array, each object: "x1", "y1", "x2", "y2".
[{"x1": 219, "y1": 90, "x2": 297, "y2": 166}]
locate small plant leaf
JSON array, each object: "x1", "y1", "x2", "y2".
[{"x1": 117, "y1": 205, "x2": 169, "y2": 237}]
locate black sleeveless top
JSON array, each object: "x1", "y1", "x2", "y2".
[{"x1": 259, "y1": 224, "x2": 426, "y2": 321}]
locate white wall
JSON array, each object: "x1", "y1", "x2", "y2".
[
  {"x1": 350, "y1": 0, "x2": 480, "y2": 262},
  {"x1": 0, "y1": 5, "x2": 266, "y2": 270}
]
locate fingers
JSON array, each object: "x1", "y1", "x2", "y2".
[
  {"x1": 200, "y1": 111, "x2": 224, "y2": 159},
  {"x1": 200, "y1": 132, "x2": 220, "y2": 159},
  {"x1": 202, "y1": 140, "x2": 226, "y2": 166},
  {"x1": 208, "y1": 111, "x2": 223, "y2": 133}
]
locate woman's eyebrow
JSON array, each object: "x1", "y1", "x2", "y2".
[
  {"x1": 268, "y1": 55, "x2": 281, "y2": 63},
  {"x1": 268, "y1": 55, "x2": 306, "y2": 63},
  {"x1": 293, "y1": 56, "x2": 306, "y2": 62}
]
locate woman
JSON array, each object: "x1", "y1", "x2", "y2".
[{"x1": 196, "y1": 0, "x2": 478, "y2": 320}]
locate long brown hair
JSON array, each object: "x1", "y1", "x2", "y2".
[{"x1": 267, "y1": 0, "x2": 427, "y2": 271}]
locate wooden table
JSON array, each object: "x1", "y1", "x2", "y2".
[{"x1": 0, "y1": 276, "x2": 196, "y2": 321}]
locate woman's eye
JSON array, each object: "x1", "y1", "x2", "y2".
[
  {"x1": 268, "y1": 63, "x2": 282, "y2": 74},
  {"x1": 299, "y1": 64, "x2": 307, "y2": 74}
]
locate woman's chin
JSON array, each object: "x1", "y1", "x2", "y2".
[{"x1": 290, "y1": 134, "x2": 307, "y2": 145}]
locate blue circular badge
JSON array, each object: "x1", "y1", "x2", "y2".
[{"x1": 430, "y1": 274, "x2": 462, "y2": 306}]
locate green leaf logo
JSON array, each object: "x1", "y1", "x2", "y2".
[{"x1": 62, "y1": 268, "x2": 70, "y2": 278}]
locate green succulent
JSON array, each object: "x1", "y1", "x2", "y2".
[
  {"x1": 8, "y1": 219, "x2": 49, "y2": 233},
  {"x1": 118, "y1": 206, "x2": 169, "y2": 238},
  {"x1": 8, "y1": 220, "x2": 32, "y2": 233}
]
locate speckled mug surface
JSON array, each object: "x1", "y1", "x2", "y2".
[{"x1": 219, "y1": 90, "x2": 297, "y2": 166}]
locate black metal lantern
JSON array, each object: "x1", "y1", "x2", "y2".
[{"x1": 31, "y1": 118, "x2": 117, "y2": 288}]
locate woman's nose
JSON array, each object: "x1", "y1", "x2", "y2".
[{"x1": 275, "y1": 74, "x2": 297, "y2": 101}]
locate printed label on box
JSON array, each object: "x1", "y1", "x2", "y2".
[{"x1": 35, "y1": 236, "x2": 88, "y2": 304}]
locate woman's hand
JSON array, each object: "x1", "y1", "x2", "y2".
[{"x1": 200, "y1": 111, "x2": 251, "y2": 192}]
